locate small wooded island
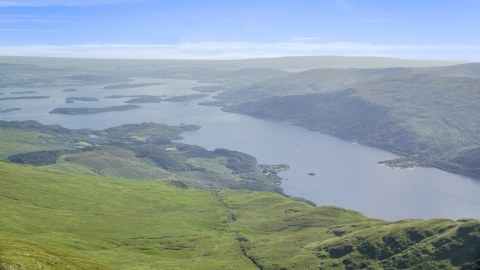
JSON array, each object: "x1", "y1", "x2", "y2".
[
  {"x1": 103, "y1": 83, "x2": 165, "y2": 89},
  {"x1": 0, "y1": 108, "x2": 21, "y2": 113},
  {"x1": 163, "y1": 94, "x2": 209, "y2": 102},
  {"x1": 0, "y1": 96, "x2": 50, "y2": 101},
  {"x1": 49, "y1": 105, "x2": 141, "y2": 115},
  {"x1": 10, "y1": 91, "x2": 37, "y2": 94},
  {"x1": 62, "y1": 88, "x2": 77, "y2": 92},
  {"x1": 65, "y1": 97, "x2": 99, "y2": 103},
  {"x1": 103, "y1": 95, "x2": 164, "y2": 103},
  {"x1": 125, "y1": 96, "x2": 162, "y2": 103}
]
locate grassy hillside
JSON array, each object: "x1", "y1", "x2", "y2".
[{"x1": 0, "y1": 161, "x2": 479, "y2": 269}]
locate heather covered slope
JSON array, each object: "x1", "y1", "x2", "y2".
[{"x1": 1, "y1": 161, "x2": 479, "y2": 269}]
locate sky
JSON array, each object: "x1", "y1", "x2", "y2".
[{"x1": 0, "y1": 0, "x2": 479, "y2": 60}]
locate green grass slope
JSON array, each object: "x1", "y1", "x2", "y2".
[
  {"x1": 0, "y1": 233, "x2": 112, "y2": 270},
  {"x1": 0, "y1": 161, "x2": 257, "y2": 270},
  {"x1": 1, "y1": 161, "x2": 479, "y2": 269}
]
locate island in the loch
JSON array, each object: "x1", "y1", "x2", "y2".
[
  {"x1": 192, "y1": 85, "x2": 231, "y2": 93},
  {"x1": 65, "y1": 97, "x2": 100, "y2": 103},
  {"x1": 62, "y1": 88, "x2": 77, "y2": 92},
  {"x1": 103, "y1": 82, "x2": 165, "y2": 89},
  {"x1": 65, "y1": 97, "x2": 99, "y2": 103},
  {"x1": 125, "y1": 96, "x2": 162, "y2": 103},
  {"x1": 0, "y1": 95, "x2": 50, "y2": 101},
  {"x1": 307, "y1": 172, "x2": 316, "y2": 176},
  {"x1": 49, "y1": 105, "x2": 141, "y2": 115},
  {"x1": 0, "y1": 108, "x2": 21, "y2": 113},
  {"x1": 163, "y1": 94, "x2": 209, "y2": 102},
  {"x1": 10, "y1": 91, "x2": 38, "y2": 94},
  {"x1": 104, "y1": 95, "x2": 164, "y2": 103}
]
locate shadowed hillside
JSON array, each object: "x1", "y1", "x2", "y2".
[{"x1": 223, "y1": 75, "x2": 480, "y2": 177}]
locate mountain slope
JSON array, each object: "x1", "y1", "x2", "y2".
[
  {"x1": 224, "y1": 74, "x2": 480, "y2": 177},
  {"x1": 217, "y1": 63, "x2": 480, "y2": 102},
  {"x1": 217, "y1": 67, "x2": 417, "y2": 101},
  {"x1": 421, "y1": 62, "x2": 480, "y2": 78},
  {"x1": 0, "y1": 161, "x2": 479, "y2": 269}
]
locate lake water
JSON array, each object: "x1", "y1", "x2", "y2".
[{"x1": 1, "y1": 78, "x2": 479, "y2": 221}]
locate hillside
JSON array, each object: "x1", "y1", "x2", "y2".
[
  {"x1": 217, "y1": 69, "x2": 480, "y2": 178},
  {"x1": 0, "y1": 161, "x2": 479, "y2": 269},
  {"x1": 217, "y1": 63, "x2": 480, "y2": 102},
  {"x1": 217, "y1": 67, "x2": 416, "y2": 101},
  {"x1": 420, "y1": 63, "x2": 480, "y2": 78}
]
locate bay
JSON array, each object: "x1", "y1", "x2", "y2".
[{"x1": 1, "y1": 78, "x2": 479, "y2": 221}]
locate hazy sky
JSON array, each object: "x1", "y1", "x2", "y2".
[{"x1": 0, "y1": 0, "x2": 479, "y2": 60}]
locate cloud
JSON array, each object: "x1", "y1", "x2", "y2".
[
  {"x1": 0, "y1": 42, "x2": 479, "y2": 60},
  {"x1": 0, "y1": 0, "x2": 139, "y2": 7}
]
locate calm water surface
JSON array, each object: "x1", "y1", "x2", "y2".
[{"x1": 1, "y1": 78, "x2": 479, "y2": 221}]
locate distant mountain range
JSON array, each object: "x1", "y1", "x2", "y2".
[{"x1": 0, "y1": 55, "x2": 466, "y2": 70}]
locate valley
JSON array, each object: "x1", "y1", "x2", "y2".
[{"x1": 0, "y1": 56, "x2": 479, "y2": 269}]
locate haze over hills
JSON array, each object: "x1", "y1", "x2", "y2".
[
  {"x1": 217, "y1": 63, "x2": 480, "y2": 101},
  {"x1": 0, "y1": 55, "x2": 467, "y2": 70}
]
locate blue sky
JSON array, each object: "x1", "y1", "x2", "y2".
[{"x1": 0, "y1": 0, "x2": 479, "y2": 60}]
